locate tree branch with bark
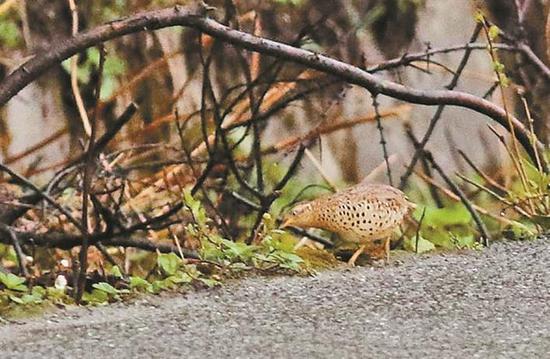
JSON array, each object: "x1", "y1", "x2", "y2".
[{"x1": 0, "y1": 4, "x2": 546, "y2": 171}]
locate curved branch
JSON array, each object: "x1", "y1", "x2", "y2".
[{"x1": 0, "y1": 5, "x2": 546, "y2": 170}]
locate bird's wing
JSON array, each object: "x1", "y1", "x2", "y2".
[{"x1": 346, "y1": 183, "x2": 405, "y2": 202}]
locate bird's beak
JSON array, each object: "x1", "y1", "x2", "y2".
[{"x1": 404, "y1": 196, "x2": 417, "y2": 210}]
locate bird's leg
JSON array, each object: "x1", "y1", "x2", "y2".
[
  {"x1": 348, "y1": 244, "x2": 366, "y2": 267},
  {"x1": 384, "y1": 237, "x2": 390, "y2": 264}
]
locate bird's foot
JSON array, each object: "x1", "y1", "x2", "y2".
[
  {"x1": 384, "y1": 237, "x2": 391, "y2": 265},
  {"x1": 347, "y1": 245, "x2": 366, "y2": 267}
]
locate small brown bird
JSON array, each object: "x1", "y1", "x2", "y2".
[{"x1": 282, "y1": 183, "x2": 415, "y2": 266}]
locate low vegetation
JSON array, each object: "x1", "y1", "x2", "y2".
[{"x1": 0, "y1": 1, "x2": 549, "y2": 317}]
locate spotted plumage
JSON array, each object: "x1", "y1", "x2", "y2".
[{"x1": 283, "y1": 183, "x2": 415, "y2": 265}]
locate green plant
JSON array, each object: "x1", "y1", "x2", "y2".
[
  {"x1": 82, "y1": 282, "x2": 130, "y2": 305},
  {"x1": 0, "y1": 272, "x2": 27, "y2": 291},
  {"x1": 0, "y1": 15, "x2": 22, "y2": 49},
  {"x1": 183, "y1": 190, "x2": 305, "y2": 272},
  {"x1": 411, "y1": 204, "x2": 484, "y2": 250}
]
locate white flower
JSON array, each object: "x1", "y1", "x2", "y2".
[{"x1": 55, "y1": 275, "x2": 67, "y2": 290}]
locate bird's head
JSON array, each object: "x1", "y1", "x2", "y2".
[{"x1": 281, "y1": 201, "x2": 316, "y2": 229}]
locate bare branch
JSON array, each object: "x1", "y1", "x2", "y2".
[
  {"x1": 0, "y1": 225, "x2": 199, "y2": 258},
  {"x1": 0, "y1": 5, "x2": 544, "y2": 170}
]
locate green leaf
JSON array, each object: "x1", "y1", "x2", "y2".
[
  {"x1": 183, "y1": 189, "x2": 209, "y2": 226},
  {"x1": 164, "y1": 271, "x2": 193, "y2": 286},
  {"x1": 129, "y1": 276, "x2": 151, "y2": 291},
  {"x1": 17, "y1": 292, "x2": 44, "y2": 305},
  {"x1": 493, "y1": 60, "x2": 505, "y2": 74},
  {"x1": 46, "y1": 287, "x2": 68, "y2": 301},
  {"x1": 0, "y1": 20, "x2": 22, "y2": 48},
  {"x1": 267, "y1": 251, "x2": 304, "y2": 271},
  {"x1": 149, "y1": 270, "x2": 194, "y2": 292},
  {"x1": 8, "y1": 295, "x2": 24, "y2": 304},
  {"x1": 0, "y1": 273, "x2": 27, "y2": 291},
  {"x1": 499, "y1": 74, "x2": 510, "y2": 87},
  {"x1": 157, "y1": 253, "x2": 182, "y2": 276},
  {"x1": 9, "y1": 286, "x2": 47, "y2": 305},
  {"x1": 224, "y1": 240, "x2": 257, "y2": 261},
  {"x1": 416, "y1": 206, "x2": 472, "y2": 227},
  {"x1": 109, "y1": 266, "x2": 123, "y2": 278},
  {"x1": 502, "y1": 221, "x2": 536, "y2": 240},
  {"x1": 474, "y1": 10, "x2": 485, "y2": 23},
  {"x1": 200, "y1": 241, "x2": 226, "y2": 262},
  {"x1": 32, "y1": 286, "x2": 46, "y2": 297},
  {"x1": 449, "y1": 233, "x2": 480, "y2": 249},
  {"x1": 261, "y1": 213, "x2": 276, "y2": 232},
  {"x1": 404, "y1": 235, "x2": 435, "y2": 253},
  {"x1": 151, "y1": 281, "x2": 165, "y2": 293},
  {"x1": 198, "y1": 278, "x2": 220, "y2": 288},
  {"x1": 82, "y1": 289, "x2": 109, "y2": 305},
  {"x1": 92, "y1": 282, "x2": 119, "y2": 295},
  {"x1": 488, "y1": 25, "x2": 500, "y2": 40}
]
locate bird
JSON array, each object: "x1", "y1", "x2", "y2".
[{"x1": 282, "y1": 183, "x2": 415, "y2": 266}]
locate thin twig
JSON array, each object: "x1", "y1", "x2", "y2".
[
  {"x1": 176, "y1": 110, "x2": 232, "y2": 238},
  {"x1": 455, "y1": 172, "x2": 531, "y2": 217},
  {"x1": 400, "y1": 23, "x2": 484, "y2": 189},
  {"x1": 0, "y1": 223, "x2": 29, "y2": 278},
  {"x1": 68, "y1": 0, "x2": 91, "y2": 136},
  {"x1": 304, "y1": 149, "x2": 338, "y2": 192},
  {"x1": 231, "y1": 15, "x2": 265, "y2": 192},
  {"x1": 487, "y1": 124, "x2": 535, "y2": 213},
  {"x1": 247, "y1": 144, "x2": 307, "y2": 244},
  {"x1": 366, "y1": 42, "x2": 519, "y2": 73},
  {"x1": 362, "y1": 154, "x2": 400, "y2": 184},
  {"x1": 228, "y1": 191, "x2": 261, "y2": 211},
  {"x1": 413, "y1": 169, "x2": 529, "y2": 230},
  {"x1": 415, "y1": 207, "x2": 426, "y2": 254},
  {"x1": 264, "y1": 104, "x2": 409, "y2": 155},
  {"x1": 0, "y1": 162, "x2": 82, "y2": 229},
  {"x1": 424, "y1": 151, "x2": 491, "y2": 246},
  {"x1": 482, "y1": 82, "x2": 500, "y2": 99},
  {"x1": 273, "y1": 144, "x2": 307, "y2": 192},
  {"x1": 285, "y1": 226, "x2": 333, "y2": 248},
  {"x1": 458, "y1": 149, "x2": 507, "y2": 193},
  {"x1": 372, "y1": 94, "x2": 393, "y2": 186},
  {"x1": 403, "y1": 123, "x2": 444, "y2": 207},
  {"x1": 5, "y1": 128, "x2": 67, "y2": 165},
  {"x1": 479, "y1": 16, "x2": 532, "y2": 205},
  {"x1": 518, "y1": 92, "x2": 543, "y2": 173},
  {"x1": 76, "y1": 45, "x2": 105, "y2": 303}
]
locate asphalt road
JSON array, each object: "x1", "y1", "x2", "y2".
[{"x1": 1, "y1": 238, "x2": 549, "y2": 358}]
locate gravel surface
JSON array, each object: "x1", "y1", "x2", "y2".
[{"x1": 1, "y1": 238, "x2": 549, "y2": 359}]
